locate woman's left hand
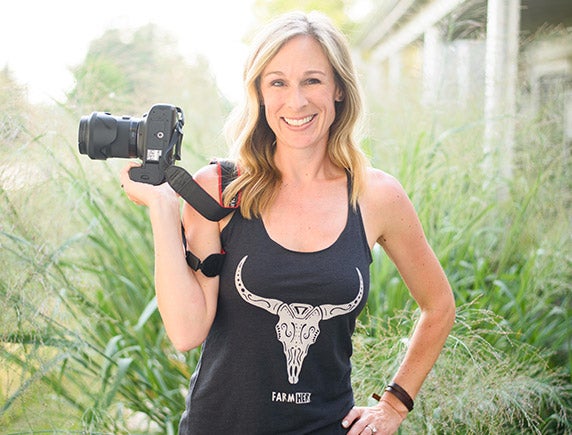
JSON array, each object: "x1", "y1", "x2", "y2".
[{"x1": 341, "y1": 399, "x2": 407, "y2": 435}]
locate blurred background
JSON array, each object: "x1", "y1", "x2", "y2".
[{"x1": 1, "y1": 0, "x2": 570, "y2": 433}]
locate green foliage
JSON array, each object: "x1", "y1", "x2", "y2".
[
  {"x1": 353, "y1": 306, "x2": 571, "y2": 434},
  {"x1": 251, "y1": 0, "x2": 368, "y2": 37},
  {"x1": 68, "y1": 25, "x2": 179, "y2": 113},
  {"x1": 362, "y1": 70, "x2": 572, "y2": 379},
  {"x1": 1, "y1": 151, "x2": 198, "y2": 433}
]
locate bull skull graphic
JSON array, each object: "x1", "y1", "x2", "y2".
[{"x1": 235, "y1": 256, "x2": 364, "y2": 384}]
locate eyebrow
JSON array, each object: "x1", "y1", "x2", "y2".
[{"x1": 263, "y1": 70, "x2": 327, "y2": 78}]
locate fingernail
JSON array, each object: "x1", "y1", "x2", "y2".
[{"x1": 342, "y1": 420, "x2": 349, "y2": 428}]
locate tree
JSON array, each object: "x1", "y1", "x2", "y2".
[
  {"x1": 250, "y1": 0, "x2": 370, "y2": 38},
  {"x1": 68, "y1": 25, "x2": 182, "y2": 113}
]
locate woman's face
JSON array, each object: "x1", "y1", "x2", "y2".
[{"x1": 259, "y1": 35, "x2": 342, "y2": 153}]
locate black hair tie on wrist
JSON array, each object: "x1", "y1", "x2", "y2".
[{"x1": 385, "y1": 382, "x2": 414, "y2": 412}]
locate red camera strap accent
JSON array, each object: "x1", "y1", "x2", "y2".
[{"x1": 214, "y1": 159, "x2": 240, "y2": 209}]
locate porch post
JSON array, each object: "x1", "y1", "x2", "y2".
[
  {"x1": 484, "y1": 0, "x2": 521, "y2": 187},
  {"x1": 423, "y1": 25, "x2": 443, "y2": 105}
]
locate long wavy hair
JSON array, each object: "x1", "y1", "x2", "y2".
[{"x1": 223, "y1": 11, "x2": 369, "y2": 219}]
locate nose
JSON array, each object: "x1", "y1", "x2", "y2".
[{"x1": 286, "y1": 85, "x2": 308, "y2": 110}]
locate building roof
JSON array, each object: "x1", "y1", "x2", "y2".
[{"x1": 357, "y1": 0, "x2": 572, "y2": 60}]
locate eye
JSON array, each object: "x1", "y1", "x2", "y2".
[
  {"x1": 270, "y1": 79, "x2": 285, "y2": 87},
  {"x1": 306, "y1": 78, "x2": 321, "y2": 85}
]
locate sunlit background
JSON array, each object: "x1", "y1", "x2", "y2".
[
  {"x1": 0, "y1": 0, "x2": 256, "y2": 103},
  {"x1": 0, "y1": 0, "x2": 372, "y2": 104}
]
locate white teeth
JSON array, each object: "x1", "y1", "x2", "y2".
[{"x1": 284, "y1": 115, "x2": 314, "y2": 126}]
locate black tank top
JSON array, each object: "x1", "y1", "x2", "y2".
[{"x1": 179, "y1": 179, "x2": 372, "y2": 434}]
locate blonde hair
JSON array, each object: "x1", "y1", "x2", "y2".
[{"x1": 224, "y1": 10, "x2": 369, "y2": 218}]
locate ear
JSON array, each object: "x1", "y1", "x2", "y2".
[{"x1": 334, "y1": 87, "x2": 344, "y2": 102}]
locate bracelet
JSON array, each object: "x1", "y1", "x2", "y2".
[{"x1": 384, "y1": 382, "x2": 414, "y2": 412}]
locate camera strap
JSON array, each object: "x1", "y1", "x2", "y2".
[
  {"x1": 176, "y1": 159, "x2": 240, "y2": 277},
  {"x1": 159, "y1": 114, "x2": 240, "y2": 277},
  {"x1": 164, "y1": 160, "x2": 239, "y2": 222},
  {"x1": 159, "y1": 111, "x2": 239, "y2": 222}
]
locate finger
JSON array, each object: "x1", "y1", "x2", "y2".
[
  {"x1": 364, "y1": 424, "x2": 379, "y2": 435},
  {"x1": 344, "y1": 408, "x2": 377, "y2": 435},
  {"x1": 341, "y1": 407, "x2": 361, "y2": 431},
  {"x1": 119, "y1": 162, "x2": 141, "y2": 186},
  {"x1": 121, "y1": 161, "x2": 141, "y2": 173},
  {"x1": 351, "y1": 422, "x2": 379, "y2": 435}
]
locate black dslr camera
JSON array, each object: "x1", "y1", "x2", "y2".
[{"x1": 78, "y1": 104, "x2": 184, "y2": 185}]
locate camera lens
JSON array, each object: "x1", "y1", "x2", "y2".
[
  {"x1": 78, "y1": 117, "x2": 89, "y2": 155},
  {"x1": 77, "y1": 112, "x2": 141, "y2": 160}
]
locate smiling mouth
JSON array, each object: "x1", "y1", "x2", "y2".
[{"x1": 283, "y1": 114, "x2": 316, "y2": 127}]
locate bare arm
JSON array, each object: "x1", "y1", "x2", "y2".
[
  {"x1": 344, "y1": 168, "x2": 455, "y2": 434},
  {"x1": 376, "y1": 172, "x2": 455, "y2": 397},
  {"x1": 120, "y1": 163, "x2": 221, "y2": 351}
]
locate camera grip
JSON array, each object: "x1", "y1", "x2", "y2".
[{"x1": 129, "y1": 163, "x2": 165, "y2": 185}]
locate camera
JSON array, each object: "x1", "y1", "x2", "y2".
[{"x1": 78, "y1": 104, "x2": 184, "y2": 185}]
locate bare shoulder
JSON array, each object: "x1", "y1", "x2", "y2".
[
  {"x1": 362, "y1": 167, "x2": 409, "y2": 209},
  {"x1": 359, "y1": 167, "x2": 416, "y2": 246},
  {"x1": 192, "y1": 163, "x2": 222, "y2": 199}
]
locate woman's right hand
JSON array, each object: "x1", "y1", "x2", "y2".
[{"x1": 119, "y1": 161, "x2": 179, "y2": 209}]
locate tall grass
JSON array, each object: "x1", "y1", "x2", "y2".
[
  {"x1": 352, "y1": 306, "x2": 571, "y2": 434},
  {"x1": 366, "y1": 93, "x2": 572, "y2": 378},
  {"x1": 1, "y1": 197, "x2": 188, "y2": 433},
  {"x1": 1, "y1": 127, "x2": 198, "y2": 432}
]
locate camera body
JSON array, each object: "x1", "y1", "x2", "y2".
[{"x1": 78, "y1": 104, "x2": 184, "y2": 185}]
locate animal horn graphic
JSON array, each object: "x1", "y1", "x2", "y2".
[{"x1": 235, "y1": 256, "x2": 364, "y2": 384}]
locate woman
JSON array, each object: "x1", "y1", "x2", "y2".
[{"x1": 120, "y1": 11, "x2": 455, "y2": 435}]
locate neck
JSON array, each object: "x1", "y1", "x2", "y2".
[{"x1": 274, "y1": 146, "x2": 339, "y2": 184}]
